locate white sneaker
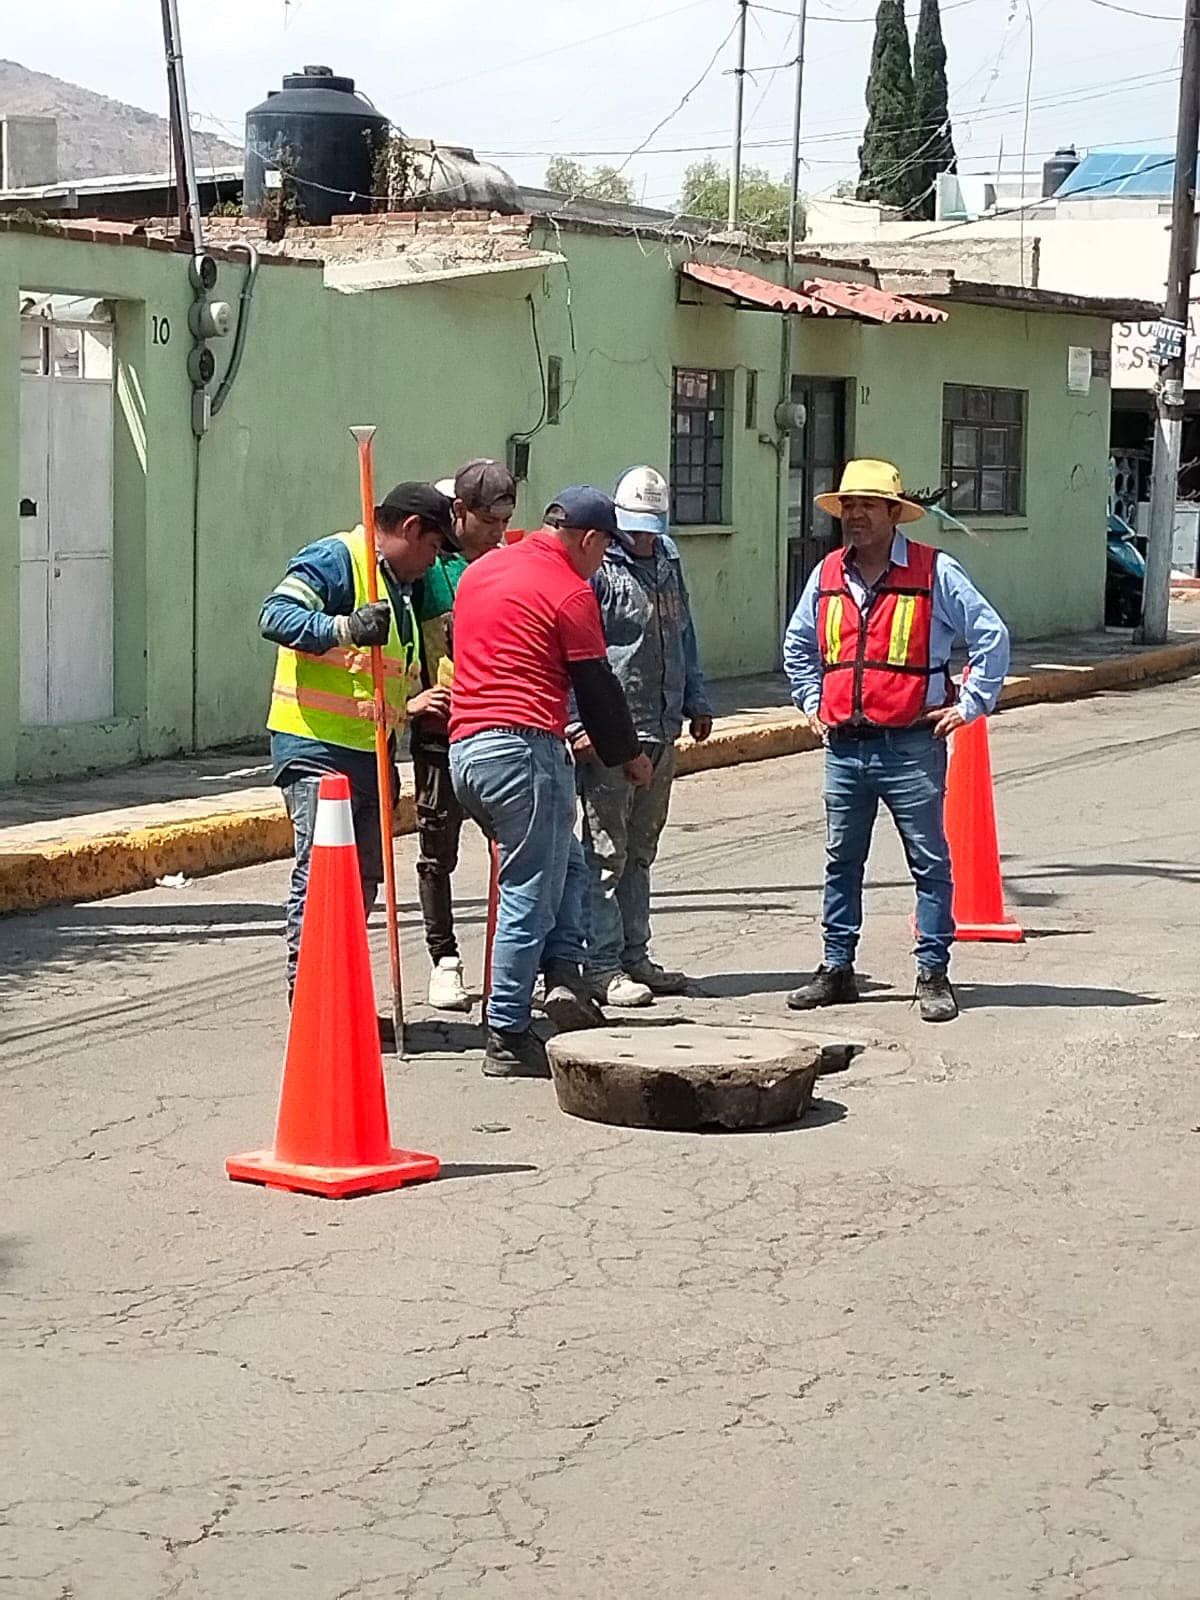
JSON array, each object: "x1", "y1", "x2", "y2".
[
  {"x1": 590, "y1": 972, "x2": 653, "y2": 1008},
  {"x1": 428, "y1": 957, "x2": 471, "y2": 1012}
]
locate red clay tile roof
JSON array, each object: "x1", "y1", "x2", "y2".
[{"x1": 680, "y1": 260, "x2": 946, "y2": 323}]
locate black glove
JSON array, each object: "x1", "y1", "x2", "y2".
[{"x1": 334, "y1": 600, "x2": 391, "y2": 648}]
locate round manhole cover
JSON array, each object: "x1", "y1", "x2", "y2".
[{"x1": 546, "y1": 1023, "x2": 824, "y2": 1131}]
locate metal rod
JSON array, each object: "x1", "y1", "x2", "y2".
[
  {"x1": 785, "y1": 0, "x2": 809, "y2": 276},
  {"x1": 1140, "y1": 0, "x2": 1200, "y2": 643},
  {"x1": 163, "y1": 49, "x2": 189, "y2": 240},
  {"x1": 728, "y1": 0, "x2": 749, "y2": 228},
  {"x1": 158, "y1": 0, "x2": 205, "y2": 251},
  {"x1": 777, "y1": 3, "x2": 810, "y2": 649},
  {"x1": 350, "y1": 424, "x2": 406, "y2": 1053}
]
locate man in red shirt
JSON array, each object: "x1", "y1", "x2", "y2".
[{"x1": 451, "y1": 486, "x2": 653, "y2": 1079}]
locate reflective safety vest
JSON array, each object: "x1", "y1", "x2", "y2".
[
  {"x1": 267, "y1": 527, "x2": 421, "y2": 752},
  {"x1": 816, "y1": 541, "x2": 945, "y2": 728}
]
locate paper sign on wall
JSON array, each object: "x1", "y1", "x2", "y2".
[{"x1": 1067, "y1": 346, "x2": 1092, "y2": 395}]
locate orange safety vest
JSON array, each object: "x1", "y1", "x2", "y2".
[{"x1": 816, "y1": 541, "x2": 946, "y2": 728}]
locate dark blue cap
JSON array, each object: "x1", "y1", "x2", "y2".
[{"x1": 545, "y1": 485, "x2": 620, "y2": 537}]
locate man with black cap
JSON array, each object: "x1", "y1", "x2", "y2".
[
  {"x1": 410, "y1": 459, "x2": 518, "y2": 1012},
  {"x1": 450, "y1": 486, "x2": 653, "y2": 1079},
  {"x1": 260, "y1": 481, "x2": 454, "y2": 999}
]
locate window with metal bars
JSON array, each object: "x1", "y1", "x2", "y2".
[
  {"x1": 942, "y1": 384, "x2": 1026, "y2": 516},
  {"x1": 670, "y1": 368, "x2": 728, "y2": 525}
]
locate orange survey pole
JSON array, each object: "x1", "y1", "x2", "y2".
[{"x1": 349, "y1": 424, "x2": 406, "y2": 1052}]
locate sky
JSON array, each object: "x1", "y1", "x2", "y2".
[{"x1": 4, "y1": 0, "x2": 1187, "y2": 208}]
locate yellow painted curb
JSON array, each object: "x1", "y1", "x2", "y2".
[
  {"x1": 0, "y1": 790, "x2": 417, "y2": 917},
  {"x1": 3, "y1": 641, "x2": 1199, "y2": 916}
]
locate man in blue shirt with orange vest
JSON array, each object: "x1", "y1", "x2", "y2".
[
  {"x1": 260, "y1": 481, "x2": 454, "y2": 1001},
  {"x1": 783, "y1": 459, "x2": 1010, "y2": 1022}
]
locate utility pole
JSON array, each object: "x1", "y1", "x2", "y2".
[
  {"x1": 784, "y1": 0, "x2": 809, "y2": 278},
  {"x1": 158, "y1": 0, "x2": 206, "y2": 252},
  {"x1": 165, "y1": 67, "x2": 189, "y2": 240},
  {"x1": 1140, "y1": 0, "x2": 1200, "y2": 643},
  {"x1": 775, "y1": 3, "x2": 810, "y2": 645},
  {"x1": 728, "y1": 0, "x2": 749, "y2": 228}
]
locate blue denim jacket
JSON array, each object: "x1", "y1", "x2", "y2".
[{"x1": 573, "y1": 536, "x2": 712, "y2": 745}]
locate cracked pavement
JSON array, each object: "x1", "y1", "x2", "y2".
[{"x1": 2, "y1": 681, "x2": 1200, "y2": 1598}]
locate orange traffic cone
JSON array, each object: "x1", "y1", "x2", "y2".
[
  {"x1": 944, "y1": 713, "x2": 1024, "y2": 943},
  {"x1": 226, "y1": 773, "x2": 440, "y2": 1198}
]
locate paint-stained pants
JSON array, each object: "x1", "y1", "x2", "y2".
[{"x1": 578, "y1": 741, "x2": 676, "y2": 978}]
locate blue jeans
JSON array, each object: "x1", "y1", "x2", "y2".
[
  {"x1": 282, "y1": 774, "x2": 383, "y2": 994},
  {"x1": 822, "y1": 727, "x2": 954, "y2": 972},
  {"x1": 449, "y1": 730, "x2": 588, "y2": 1032},
  {"x1": 579, "y1": 741, "x2": 676, "y2": 977}
]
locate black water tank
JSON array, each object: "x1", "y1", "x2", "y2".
[
  {"x1": 1042, "y1": 144, "x2": 1080, "y2": 198},
  {"x1": 244, "y1": 66, "x2": 389, "y2": 225}
]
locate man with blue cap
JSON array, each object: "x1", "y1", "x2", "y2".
[
  {"x1": 571, "y1": 465, "x2": 714, "y2": 1008},
  {"x1": 450, "y1": 486, "x2": 653, "y2": 1078}
]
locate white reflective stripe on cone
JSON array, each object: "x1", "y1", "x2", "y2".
[{"x1": 313, "y1": 796, "x2": 356, "y2": 848}]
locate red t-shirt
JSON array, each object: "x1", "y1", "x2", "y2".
[{"x1": 450, "y1": 530, "x2": 608, "y2": 743}]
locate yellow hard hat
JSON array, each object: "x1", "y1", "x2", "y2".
[{"x1": 815, "y1": 459, "x2": 925, "y2": 524}]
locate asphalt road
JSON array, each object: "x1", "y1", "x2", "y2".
[{"x1": 3, "y1": 680, "x2": 1200, "y2": 1599}]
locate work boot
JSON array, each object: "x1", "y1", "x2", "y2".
[
  {"x1": 624, "y1": 958, "x2": 689, "y2": 996},
  {"x1": 588, "y1": 970, "x2": 654, "y2": 1009},
  {"x1": 483, "y1": 1026, "x2": 551, "y2": 1079},
  {"x1": 428, "y1": 956, "x2": 472, "y2": 1013},
  {"x1": 542, "y1": 958, "x2": 607, "y2": 1031},
  {"x1": 916, "y1": 968, "x2": 959, "y2": 1023},
  {"x1": 786, "y1": 964, "x2": 859, "y2": 1011}
]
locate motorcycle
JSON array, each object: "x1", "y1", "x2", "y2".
[{"x1": 1105, "y1": 513, "x2": 1146, "y2": 629}]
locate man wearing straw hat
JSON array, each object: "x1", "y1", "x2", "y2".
[{"x1": 783, "y1": 459, "x2": 1010, "y2": 1022}]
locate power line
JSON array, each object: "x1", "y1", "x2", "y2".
[
  {"x1": 398, "y1": 0, "x2": 719, "y2": 100},
  {"x1": 751, "y1": 0, "x2": 984, "y2": 16},
  {"x1": 1083, "y1": 0, "x2": 1182, "y2": 17},
  {"x1": 483, "y1": 68, "x2": 1177, "y2": 160},
  {"x1": 610, "y1": 12, "x2": 742, "y2": 178}
]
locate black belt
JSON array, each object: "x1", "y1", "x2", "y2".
[{"x1": 827, "y1": 720, "x2": 934, "y2": 742}]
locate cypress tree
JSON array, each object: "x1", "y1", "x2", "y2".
[
  {"x1": 911, "y1": 0, "x2": 957, "y2": 219},
  {"x1": 857, "y1": 0, "x2": 917, "y2": 210}
]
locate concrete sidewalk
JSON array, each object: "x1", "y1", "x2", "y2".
[{"x1": 3, "y1": 621, "x2": 1199, "y2": 915}]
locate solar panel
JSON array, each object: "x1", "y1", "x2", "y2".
[{"x1": 1055, "y1": 150, "x2": 1178, "y2": 199}]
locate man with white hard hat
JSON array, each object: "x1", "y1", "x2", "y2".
[{"x1": 571, "y1": 464, "x2": 713, "y2": 1008}]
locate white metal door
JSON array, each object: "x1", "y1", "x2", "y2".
[
  {"x1": 18, "y1": 311, "x2": 115, "y2": 726},
  {"x1": 18, "y1": 368, "x2": 50, "y2": 724}
]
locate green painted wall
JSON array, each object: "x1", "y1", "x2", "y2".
[
  {"x1": 0, "y1": 222, "x2": 1114, "y2": 784},
  {"x1": 796, "y1": 302, "x2": 1112, "y2": 641}
]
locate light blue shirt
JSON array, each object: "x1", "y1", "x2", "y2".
[{"x1": 783, "y1": 533, "x2": 1011, "y2": 725}]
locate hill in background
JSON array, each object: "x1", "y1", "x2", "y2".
[{"x1": 0, "y1": 59, "x2": 241, "y2": 180}]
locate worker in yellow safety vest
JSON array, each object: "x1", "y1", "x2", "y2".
[{"x1": 260, "y1": 481, "x2": 455, "y2": 999}]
